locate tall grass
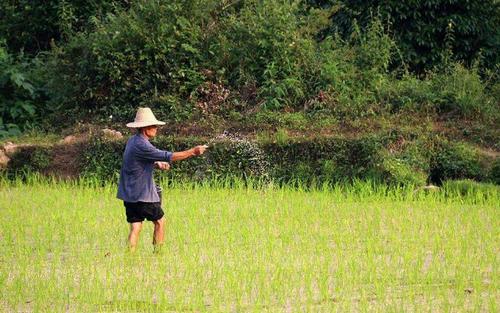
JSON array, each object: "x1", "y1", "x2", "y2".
[{"x1": 0, "y1": 178, "x2": 498, "y2": 311}]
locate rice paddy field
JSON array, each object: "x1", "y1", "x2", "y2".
[{"x1": 0, "y1": 178, "x2": 498, "y2": 312}]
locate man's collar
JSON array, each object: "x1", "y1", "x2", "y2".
[{"x1": 137, "y1": 133, "x2": 150, "y2": 141}]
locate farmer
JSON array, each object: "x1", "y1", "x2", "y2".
[{"x1": 117, "y1": 107, "x2": 207, "y2": 252}]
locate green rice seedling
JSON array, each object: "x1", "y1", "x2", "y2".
[{"x1": 0, "y1": 177, "x2": 498, "y2": 312}]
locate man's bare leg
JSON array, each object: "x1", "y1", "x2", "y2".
[
  {"x1": 153, "y1": 217, "x2": 165, "y2": 253},
  {"x1": 128, "y1": 222, "x2": 143, "y2": 252}
]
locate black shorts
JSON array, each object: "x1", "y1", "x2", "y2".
[{"x1": 124, "y1": 201, "x2": 164, "y2": 223}]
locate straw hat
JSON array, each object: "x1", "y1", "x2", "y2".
[{"x1": 126, "y1": 107, "x2": 166, "y2": 128}]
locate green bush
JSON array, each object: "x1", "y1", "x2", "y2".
[
  {"x1": 214, "y1": 0, "x2": 312, "y2": 110},
  {"x1": 46, "y1": 1, "x2": 415, "y2": 121},
  {"x1": 0, "y1": 0, "x2": 129, "y2": 54},
  {"x1": 79, "y1": 134, "x2": 125, "y2": 181},
  {"x1": 74, "y1": 134, "x2": 386, "y2": 184},
  {"x1": 329, "y1": 0, "x2": 500, "y2": 72},
  {"x1": 5, "y1": 132, "x2": 494, "y2": 187},
  {"x1": 6, "y1": 146, "x2": 52, "y2": 178},
  {"x1": 375, "y1": 132, "x2": 432, "y2": 186},
  {"x1": 79, "y1": 134, "x2": 273, "y2": 183},
  {"x1": 431, "y1": 63, "x2": 496, "y2": 118},
  {"x1": 308, "y1": 18, "x2": 396, "y2": 117},
  {"x1": 488, "y1": 158, "x2": 500, "y2": 185},
  {"x1": 376, "y1": 63, "x2": 498, "y2": 119},
  {"x1": 377, "y1": 74, "x2": 435, "y2": 113},
  {"x1": 430, "y1": 141, "x2": 483, "y2": 184},
  {"x1": 48, "y1": 0, "x2": 207, "y2": 122},
  {"x1": 380, "y1": 156, "x2": 427, "y2": 186},
  {"x1": 0, "y1": 0, "x2": 61, "y2": 54},
  {"x1": 2, "y1": 0, "x2": 497, "y2": 129},
  {"x1": 209, "y1": 0, "x2": 362, "y2": 113},
  {"x1": 264, "y1": 137, "x2": 383, "y2": 184},
  {"x1": 201, "y1": 137, "x2": 271, "y2": 182},
  {"x1": 0, "y1": 43, "x2": 44, "y2": 137}
]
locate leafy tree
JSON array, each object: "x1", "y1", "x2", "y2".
[
  {"x1": 322, "y1": 0, "x2": 500, "y2": 72},
  {"x1": 0, "y1": 0, "x2": 130, "y2": 54},
  {"x1": 0, "y1": 43, "x2": 39, "y2": 137},
  {"x1": 47, "y1": 0, "x2": 207, "y2": 121}
]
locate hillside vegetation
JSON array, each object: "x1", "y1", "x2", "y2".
[{"x1": 0, "y1": 0, "x2": 498, "y2": 184}]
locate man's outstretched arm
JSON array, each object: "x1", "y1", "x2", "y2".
[{"x1": 171, "y1": 145, "x2": 208, "y2": 162}]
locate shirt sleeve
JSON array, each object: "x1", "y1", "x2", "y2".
[{"x1": 135, "y1": 141, "x2": 173, "y2": 163}]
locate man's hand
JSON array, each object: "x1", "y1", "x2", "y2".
[
  {"x1": 193, "y1": 145, "x2": 209, "y2": 156},
  {"x1": 154, "y1": 161, "x2": 170, "y2": 171}
]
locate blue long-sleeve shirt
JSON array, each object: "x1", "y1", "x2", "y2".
[{"x1": 117, "y1": 134, "x2": 172, "y2": 203}]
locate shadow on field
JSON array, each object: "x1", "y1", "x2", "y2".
[{"x1": 99, "y1": 300, "x2": 200, "y2": 312}]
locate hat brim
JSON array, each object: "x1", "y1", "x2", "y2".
[{"x1": 126, "y1": 121, "x2": 166, "y2": 128}]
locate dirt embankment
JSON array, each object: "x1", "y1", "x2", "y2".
[
  {"x1": 0, "y1": 129, "x2": 123, "y2": 178},
  {"x1": 1, "y1": 120, "x2": 498, "y2": 180}
]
